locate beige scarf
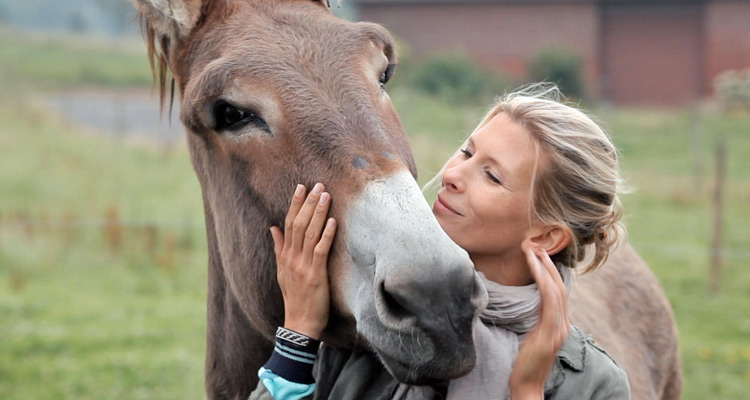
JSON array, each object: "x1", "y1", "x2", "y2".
[
  {"x1": 446, "y1": 269, "x2": 573, "y2": 399},
  {"x1": 392, "y1": 268, "x2": 572, "y2": 400}
]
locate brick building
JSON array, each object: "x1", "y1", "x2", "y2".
[{"x1": 350, "y1": 0, "x2": 750, "y2": 105}]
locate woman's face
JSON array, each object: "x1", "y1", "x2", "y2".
[{"x1": 433, "y1": 112, "x2": 543, "y2": 266}]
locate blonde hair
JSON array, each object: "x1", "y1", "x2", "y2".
[{"x1": 425, "y1": 83, "x2": 625, "y2": 273}]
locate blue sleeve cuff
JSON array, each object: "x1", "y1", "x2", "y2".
[
  {"x1": 263, "y1": 336, "x2": 318, "y2": 384},
  {"x1": 258, "y1": 367, "x2": 316, "y2": 400}
]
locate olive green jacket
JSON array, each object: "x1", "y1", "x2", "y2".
[
  {"x1": 249, "y1": 326, "x2": 630, "y2": 399},
  {"x1": 543, "y1": 326, "x2": 630, "y2": 399}
]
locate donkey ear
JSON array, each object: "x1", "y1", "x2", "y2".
[
  {"x1": 312, "y1": 0, "x2": 331, "y2": 9},
  {"x1": 130, "y1": 0, "x2": 204, "y2": 40}
]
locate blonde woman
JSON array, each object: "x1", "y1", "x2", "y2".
[{"x1": 255, "y1": 84, "x2": 630, "y2": 399}]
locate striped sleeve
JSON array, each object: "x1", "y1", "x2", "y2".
[{"x1": 256, "y1": 336, "x2": 318, "y2": 400}]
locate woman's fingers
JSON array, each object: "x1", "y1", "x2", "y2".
[
  {"x1": 526, "y1": 245, "x2": 566, "y2": 304},
  {"x1": 284, "y1": 184, "x2": 307, "y2": 250},
  {"x1": 526, "y1": 249, "x2": 557, "y2": 329},
  {"x1": 534, "y1": 247, "x2": 567, "y2": 300},
  {"x1": 270, "y1": 226, "x2": 284, "y2": 259},
  {"x1": 291, "y1": 183, "x2": 325, "y2": 251},
  {"x1": 524, "y1": 244, "x2": 569, "y2": 336},
  {"x1": 302, "y1": 191, "x2": 332, "y2": 255},
  {"x1": 532, "y1": 246, "x2": 571, "y2": 332},
  {"x1": 277, "y1": 182, "x2": 334, "y2": 271},
  {"x1": 524, "y1": 244, "x2": 550, "y2": 294},
  {"x1": 312, "y1": 218, "x2": 337, "y2": 271},
  {"x1": 510, "y1": 243, "x2": 571, "y2": 398}
]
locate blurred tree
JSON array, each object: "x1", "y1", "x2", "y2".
[
  {"x1": 529, "y1": 49, "x2": 586, "y2": 100},
  {"x1": 0, "y1": 2, "x2": 9, "y2": 24},
  {"x1": 96, "y1": 0, "x2": 135, "y2": 35},
  {"x1": 411, "y1": 52, "x2": 505, "y2": 105},
  {"x1": 715, "y1": 68, "x2": 750, "y2": 111},
  {"x1": 67, "y1": 10, "x2": 88, "y2": 33}
]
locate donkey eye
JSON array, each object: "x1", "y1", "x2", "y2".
[
  {"x1": 213, "y1": 101, "x2": 265, "y2": 131},
  {"x1": 379, "y1": 63, "x2": 397, "y2": 88}
]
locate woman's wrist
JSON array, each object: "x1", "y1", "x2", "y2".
[
  {"x1": 276, "y1": 326, "x2": 321, "y2": 349},
  {"x1": 260, "y1": 326, "x2": 321, "y2": 385},
  {"x1": 509, "y1": 374, "x2": 545, "y2": 400},
  {"x1": 509, "y1": 384, "x2": 544, "y2": 400},
  {"x1": 283, "y1": 319, "x2": 324, "y2": 341}
]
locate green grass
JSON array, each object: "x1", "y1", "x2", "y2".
[
  {"x1": 0, "y1": 27, "x2": 153, "y2": 90},
  {"x1": 0, "y1": 96, "x2": 207, "y2": 399},
  {"x1": 1, "y1": 33, "x2": 750, "y2": 398},
  {"x1": 612, "y1": 110, "x2": 750, "y2": 399}
]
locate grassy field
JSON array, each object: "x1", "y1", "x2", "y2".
[
  {"x1": 0, "y1": 28, "x2": 153, "y2": 90},
  {"x1": 1, "y1": 32, "x2": 750, "y2": 399}
]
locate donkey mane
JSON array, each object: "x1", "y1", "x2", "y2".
[{"x1": 139, "y1": 13, "x2": 174, "y2": 114}]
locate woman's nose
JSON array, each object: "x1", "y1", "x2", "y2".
[{"x1": 442, "y1": 165, "x2": 465, "y2": 192}]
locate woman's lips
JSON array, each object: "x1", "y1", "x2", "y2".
[{"x1": 435, "y1": 195, "x2": 462, "y2": 216}]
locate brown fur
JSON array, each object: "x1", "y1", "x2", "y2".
[
  {"x1": 571, "y1": 245, "x2": 682, "y2": 399},
  {"x1": 131, "y1": 0, "x2": 682, "y2": 399}
]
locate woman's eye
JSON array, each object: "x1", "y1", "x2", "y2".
[
  {"x1": 485, "y1": 171, "x2": 502, "y2": 185},
  {"x1": 460, "y1": 148, "x2": 472, "y2": 158}
]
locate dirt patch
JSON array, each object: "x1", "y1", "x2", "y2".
[{"x1": 44, "y1": 87, "x2": 185, "y2": 145}]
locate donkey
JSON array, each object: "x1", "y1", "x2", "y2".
[{"x1": 131, "y1": 0, "x2": 681, "y2": 399}]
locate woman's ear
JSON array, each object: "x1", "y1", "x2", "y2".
[{"x1": 529, "y1": 225, "x2": 571, "y2": 256}]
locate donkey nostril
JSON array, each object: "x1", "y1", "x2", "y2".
[{"x1": 380, "y1": 281, "x2": 411, "y2": 321}]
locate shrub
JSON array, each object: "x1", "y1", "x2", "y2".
[
  {"x1": 528, "y1": 49, "x2": 585, "y2": 100},
  {"x1": 408, "y1": 52, "x2": 510, "y2": 105},
  {"x1": 715, "y1": 68, "x2": 750, "y2": 111}
]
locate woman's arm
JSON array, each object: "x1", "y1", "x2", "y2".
[
  {"x1": 271, "y1": 182, "x2": 336, "y2": 340},
  {"x1": 509, "y1": 242, "x2": 571, "y2": 400},
  {"x1": 254, "y1": 183, "x2": 337, "y2": 400}
]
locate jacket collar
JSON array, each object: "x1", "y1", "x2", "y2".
[
  {"x1": 558, "y1": 325, "x2": 586, "y2": 371},
  {"x1": 544, "y1": 326, "x2": 587, "y2": 394}
]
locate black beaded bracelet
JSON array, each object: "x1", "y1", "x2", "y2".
[{"x1": 276, "y1": 327, "x2": 321, "y2": 350}]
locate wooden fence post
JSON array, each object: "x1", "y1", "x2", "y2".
[
  {"x1": 62, "y1": 211, "x2": 75, "y2": 252},
  {"x1": 709, "y1": 136, "x2": 727, "y2": 295},
  {"x1": 104, "y1": 206, "x2": 122, "y2": 254},
  {"x1": 144, "y1": 224, "x2": 158, "y2": 257},
  {"x1": 17, "y1": 210, "x2": 33, "y2": 239},
  {"x1": 158, "y1": 231, "x2": 176, "y2": 272},
  {"x1": 690, "y1": 106, "x2": 704, "y2": 195}
]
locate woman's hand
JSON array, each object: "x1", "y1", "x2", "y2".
[
  {"x1": 509, "y1": 241, "x2": 571, "y2": 400},
  {"x1": 270, "y1": 183, "x2": 337, "y2": 340}
]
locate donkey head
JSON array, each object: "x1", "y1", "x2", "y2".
[{"x1": 132, "y1": 0, "x2": 486, "y2": 390}]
